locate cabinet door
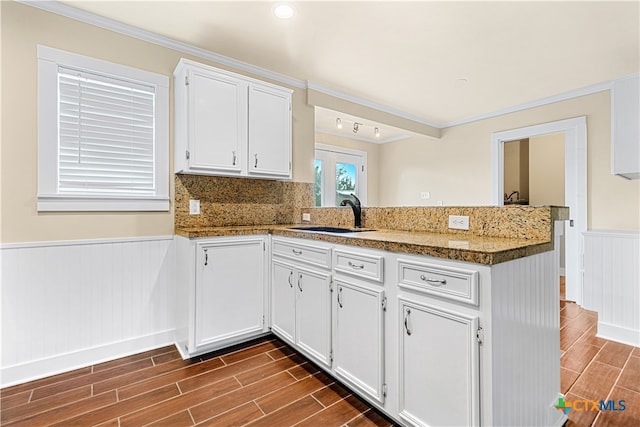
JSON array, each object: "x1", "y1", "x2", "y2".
[
  {"x1": 334, "y1": 280, "x2": 385, "y2": 403},
  {"x1": 195, "y1": 239, "x2": 264, "y2": 351},
  {"x1": 188, "y1": 70, "x2": 247, "y2": 174},
  {"x1": 398, "y1": 299, "x2": 480, "y2": 427},
  {"x1": 271, "y1": 259, "x2": 296, "y2": 344},
  {"x1": 248, "y1": 84, "x2": 291, "y2": 178},
  {"x1": 295, "y1": 267, "x2": 332, "y2": 368}
]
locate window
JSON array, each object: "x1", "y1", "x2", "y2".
[
  {"x1": 314, "y1": 144, "x2": 367, "y2": 207},
  {"x1": 37, "y1": 45, "x2": 169, "y2": 211}
]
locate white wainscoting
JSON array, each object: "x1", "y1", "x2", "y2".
[
  {"x1": 583, "y1": 230, "x2": 640, "y2": 347},
  {"x1": 0, "y1": 236, "x2": 176, "y2": 387}
]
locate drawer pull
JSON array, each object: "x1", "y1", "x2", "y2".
[
  {"x1": 404, "y1": 308, "x2": 412, "y2": 335},
  {"x1": 420, "y1": 274, "x2": 447, "y2": 286},
  {"x1": 348, "y1": 261, "x2": 365, "y2": 270},
  {"x1": 292, "y1": 249, "x2": 302, "y2": 256}
]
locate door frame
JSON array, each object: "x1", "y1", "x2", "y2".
[
  {"x1": 315, "y1": 143, "x2": 368, "y2": 206},
  {"x1": 491, "y1": 116, "x2": 587, "y2": 304}
]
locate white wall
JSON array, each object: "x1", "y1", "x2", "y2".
[
  {"x1": 0, "y1": 237, "x2": 176, "y2": 386},
  {"x1": 583, "y1": 231, "x2": 640, "y2": 347}
]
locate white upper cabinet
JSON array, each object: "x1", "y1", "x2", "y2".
[
  {"x1": 174, "y1": 59, "x2": 292, "y2": 179},
  {"x1": 612, "y1": 74, "x2": 640, "y2": 179},
  {"x1": 248, "y1": 84, "x2": 292, "y2": 177}
]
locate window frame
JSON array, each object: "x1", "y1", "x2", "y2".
[
  {"x1": 315, "y1": 144, "x2": 367, "y2": 207},
  {"x1": 37, "y1": 45, "x2": 170, "y2": 212}
]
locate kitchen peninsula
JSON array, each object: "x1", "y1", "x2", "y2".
[{"x1": 174, "y1": 174, "x2": 569, "y2": 427}]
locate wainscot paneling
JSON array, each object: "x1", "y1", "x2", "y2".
[
  {"x1": 490, "y1": 249, "x2": 565, "y2": 427},
  {"x1": 0, "y1": 236, "x2": 176, "y2": 387},
  {"x1": 583, "y1": 230, "x2": 640, "y2": 347}
]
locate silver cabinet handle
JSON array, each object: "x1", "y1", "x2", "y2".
[
  {"x1": 232, "y1": 150, "x2": 237, "y2": 166},
  {"x1": 204, "y1": 248, "x2": 208, "y2": 266},
  {"x1": 337, "y1": 286, "x2": 343, "y2": 308},
  {"x1": 288, "y1": 270, "x2": 293, "y2": 288},
  {"x1": 404, "y1": 308, "x2": 412, "y2": 335},
  {"x1": 254, "y1": 153, "x2": 258, "y2": 168},
  {"x1": 348, "y1": 261, "x2": 365, "y2": 270},
  {"x1": 292, "y1": 249, "x2": 302, "y2": 256},
  {"x1": 297, "y1": 273, "x2": 303, "y2": 292},
  {"x1": 420, "y1": 274, "x2": 446, "y2": 286}
]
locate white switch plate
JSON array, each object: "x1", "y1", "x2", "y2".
[
  {"x1": 302, "y1": 213, "x2": 311, "y2": 222},
  {"x1": 420, "y1": 191, "x2": 431, "y2": 200},
  {"x1": 189, "y1": 199, "x2": 200, "y2": 215},
  {"x1": 448, "y1": 215, "x2": 469, "y2": 230}
]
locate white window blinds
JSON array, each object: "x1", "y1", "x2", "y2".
[{"x1": 58, "y1": 66, "x2": 156, "y2": 195}]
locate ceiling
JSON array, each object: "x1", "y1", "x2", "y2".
[{"x1": 58, "y1": 0, "x2": 639, "y2": 133}]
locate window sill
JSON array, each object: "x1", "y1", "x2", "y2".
[{"x1": 37, "y1": 195, "x2": 170, "y2": 212}]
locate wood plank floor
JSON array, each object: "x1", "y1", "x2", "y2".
[
  {"x1": 560, "y1": 300, "x2": 640, "y2": 426},
  {"x1": 0, "y1": 337, "x2": 396, "y2": 426},
  {"x1": 2, "y1": 278, "x2": 639, "y2": 426}
]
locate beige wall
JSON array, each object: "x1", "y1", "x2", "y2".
[
  {"x1": 378, "y1": 133, "x2": 489, "y2": 207},
  {"x1": 0, "y1": 2, "x2": 314, "y2": 243},
  {"x1": 314, "y1": 132, "x2": 380, "y2": 206},
  {"x1": 503, "y1": 139, "x2": 530, "y2": 202},
  {"x1": 529, "y1": 133, "x2": 565, "y2": 206},
  {"x1": 3, "y1": 2, "x2": 638, "y2": 245},
  {"x1": 378, "y1": 91, "x2": 640, "y2": 231}
]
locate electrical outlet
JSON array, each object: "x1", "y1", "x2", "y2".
[
  {"x1": 302, "y1": 213, "x2": 311, "y2": 222},
  {"x1": 448, "y1": 215, "x2": 469, "y2": 230},
  {"x1": 189, "y1": 199, "x2": 200, "y2": 215},
  {"x1": 437, "y1": 201, "x2": 443, "y2": 206},
  {"x1": 420, "y1": 191, "x2": 431, "y2": 200}
]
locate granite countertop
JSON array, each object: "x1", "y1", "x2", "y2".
[{"x1": 175, "y1": 224, "x2": 554, "y2": 265}]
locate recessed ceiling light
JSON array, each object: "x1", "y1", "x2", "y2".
[{"x1": 274, "y1": 4, "x2": 296, "y2": 19}]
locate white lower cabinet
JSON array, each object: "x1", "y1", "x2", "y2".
[
  {"x1": 333, "y1": 278, "x2": 386, "y2": 404},
  {"x1": 175, "y1": 235, "x2": 268, "y2": 358},
  {"x1": 398, "y1": 298, "x2": 480, "y2": 427},
  {"x1": 295, "y1": 266, "x2": 332, "y2": 367},
  {"x1": 271, "y1": 238, "x2": 332, "y2": 368}
]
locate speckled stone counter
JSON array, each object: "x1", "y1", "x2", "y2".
[
  {"x1": 175, "y1": 223, "x2": 560, "y2": 265},
  {"x1": 174, "y1": 175, "x2": 569, "y2": 265}
]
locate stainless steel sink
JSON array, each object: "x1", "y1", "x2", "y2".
[{"x1": 291, "y1": 226, "x2": 374, "y2": 233}]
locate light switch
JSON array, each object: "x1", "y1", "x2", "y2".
[{"x1": 189, "y1": 199, "x2": 200, "y2": 215}]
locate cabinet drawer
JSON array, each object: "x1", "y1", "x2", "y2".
[
  {"x1": 272, "y1": 238, "x2": 331, "y2": 269},
  {"x1": 334, "y1": 249, "x2": 384, "y2": 283},
  {"x1": 398, "y1": 260, "x2": 479, "y2": 306}
]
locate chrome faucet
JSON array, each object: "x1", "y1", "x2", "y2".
[{"x1": 340, "y1": 193, "x2": 362, "y2": 228}]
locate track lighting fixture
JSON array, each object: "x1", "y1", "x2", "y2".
[{"x1": 334, "y1": 117, "x2": 381, "y2": 139}]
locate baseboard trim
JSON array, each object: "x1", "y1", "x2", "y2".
[
  {"x1": 1, "y1": 329, "x2": 176, "y2": 388},
  {"x1": 597, "y1": 322, "x2": 640, "y2": 347}
]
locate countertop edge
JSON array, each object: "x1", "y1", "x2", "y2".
[{"x1": 175, "y1": 225, "x2": 554, "y2": 266}]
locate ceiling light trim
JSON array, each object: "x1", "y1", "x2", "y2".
[{"x1": 19, "y1": 0, "x2": 307, "y2": 89}]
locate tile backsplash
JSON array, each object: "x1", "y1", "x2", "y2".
[{"x1": 175, "y1": 174, "x2": 313, "y2": 228}]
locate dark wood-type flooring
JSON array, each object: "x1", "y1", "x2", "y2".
[
  {"x1": 2, "y1": 277, "x2": 638, "y2": 426},
  {"x1": 0, "y1": 336, "x2": 396, "y2": 426}
]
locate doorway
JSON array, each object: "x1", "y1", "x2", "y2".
[{"x1": 491, "y1": 117, "x2": 587, "y2": 305}]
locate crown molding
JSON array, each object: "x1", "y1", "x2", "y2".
[
  {"x1": 19, "y1": 0, "x2": 306, "y2": 89},
  {"x1": 442, "y1": 80, "x2": 614, "y2": 128},
  {"x1": 19, "y1": 1, "x2": 628, "y2": 132},
  {"x1": 307, "y1": 81, "x2": 442, "y2": 129}
]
